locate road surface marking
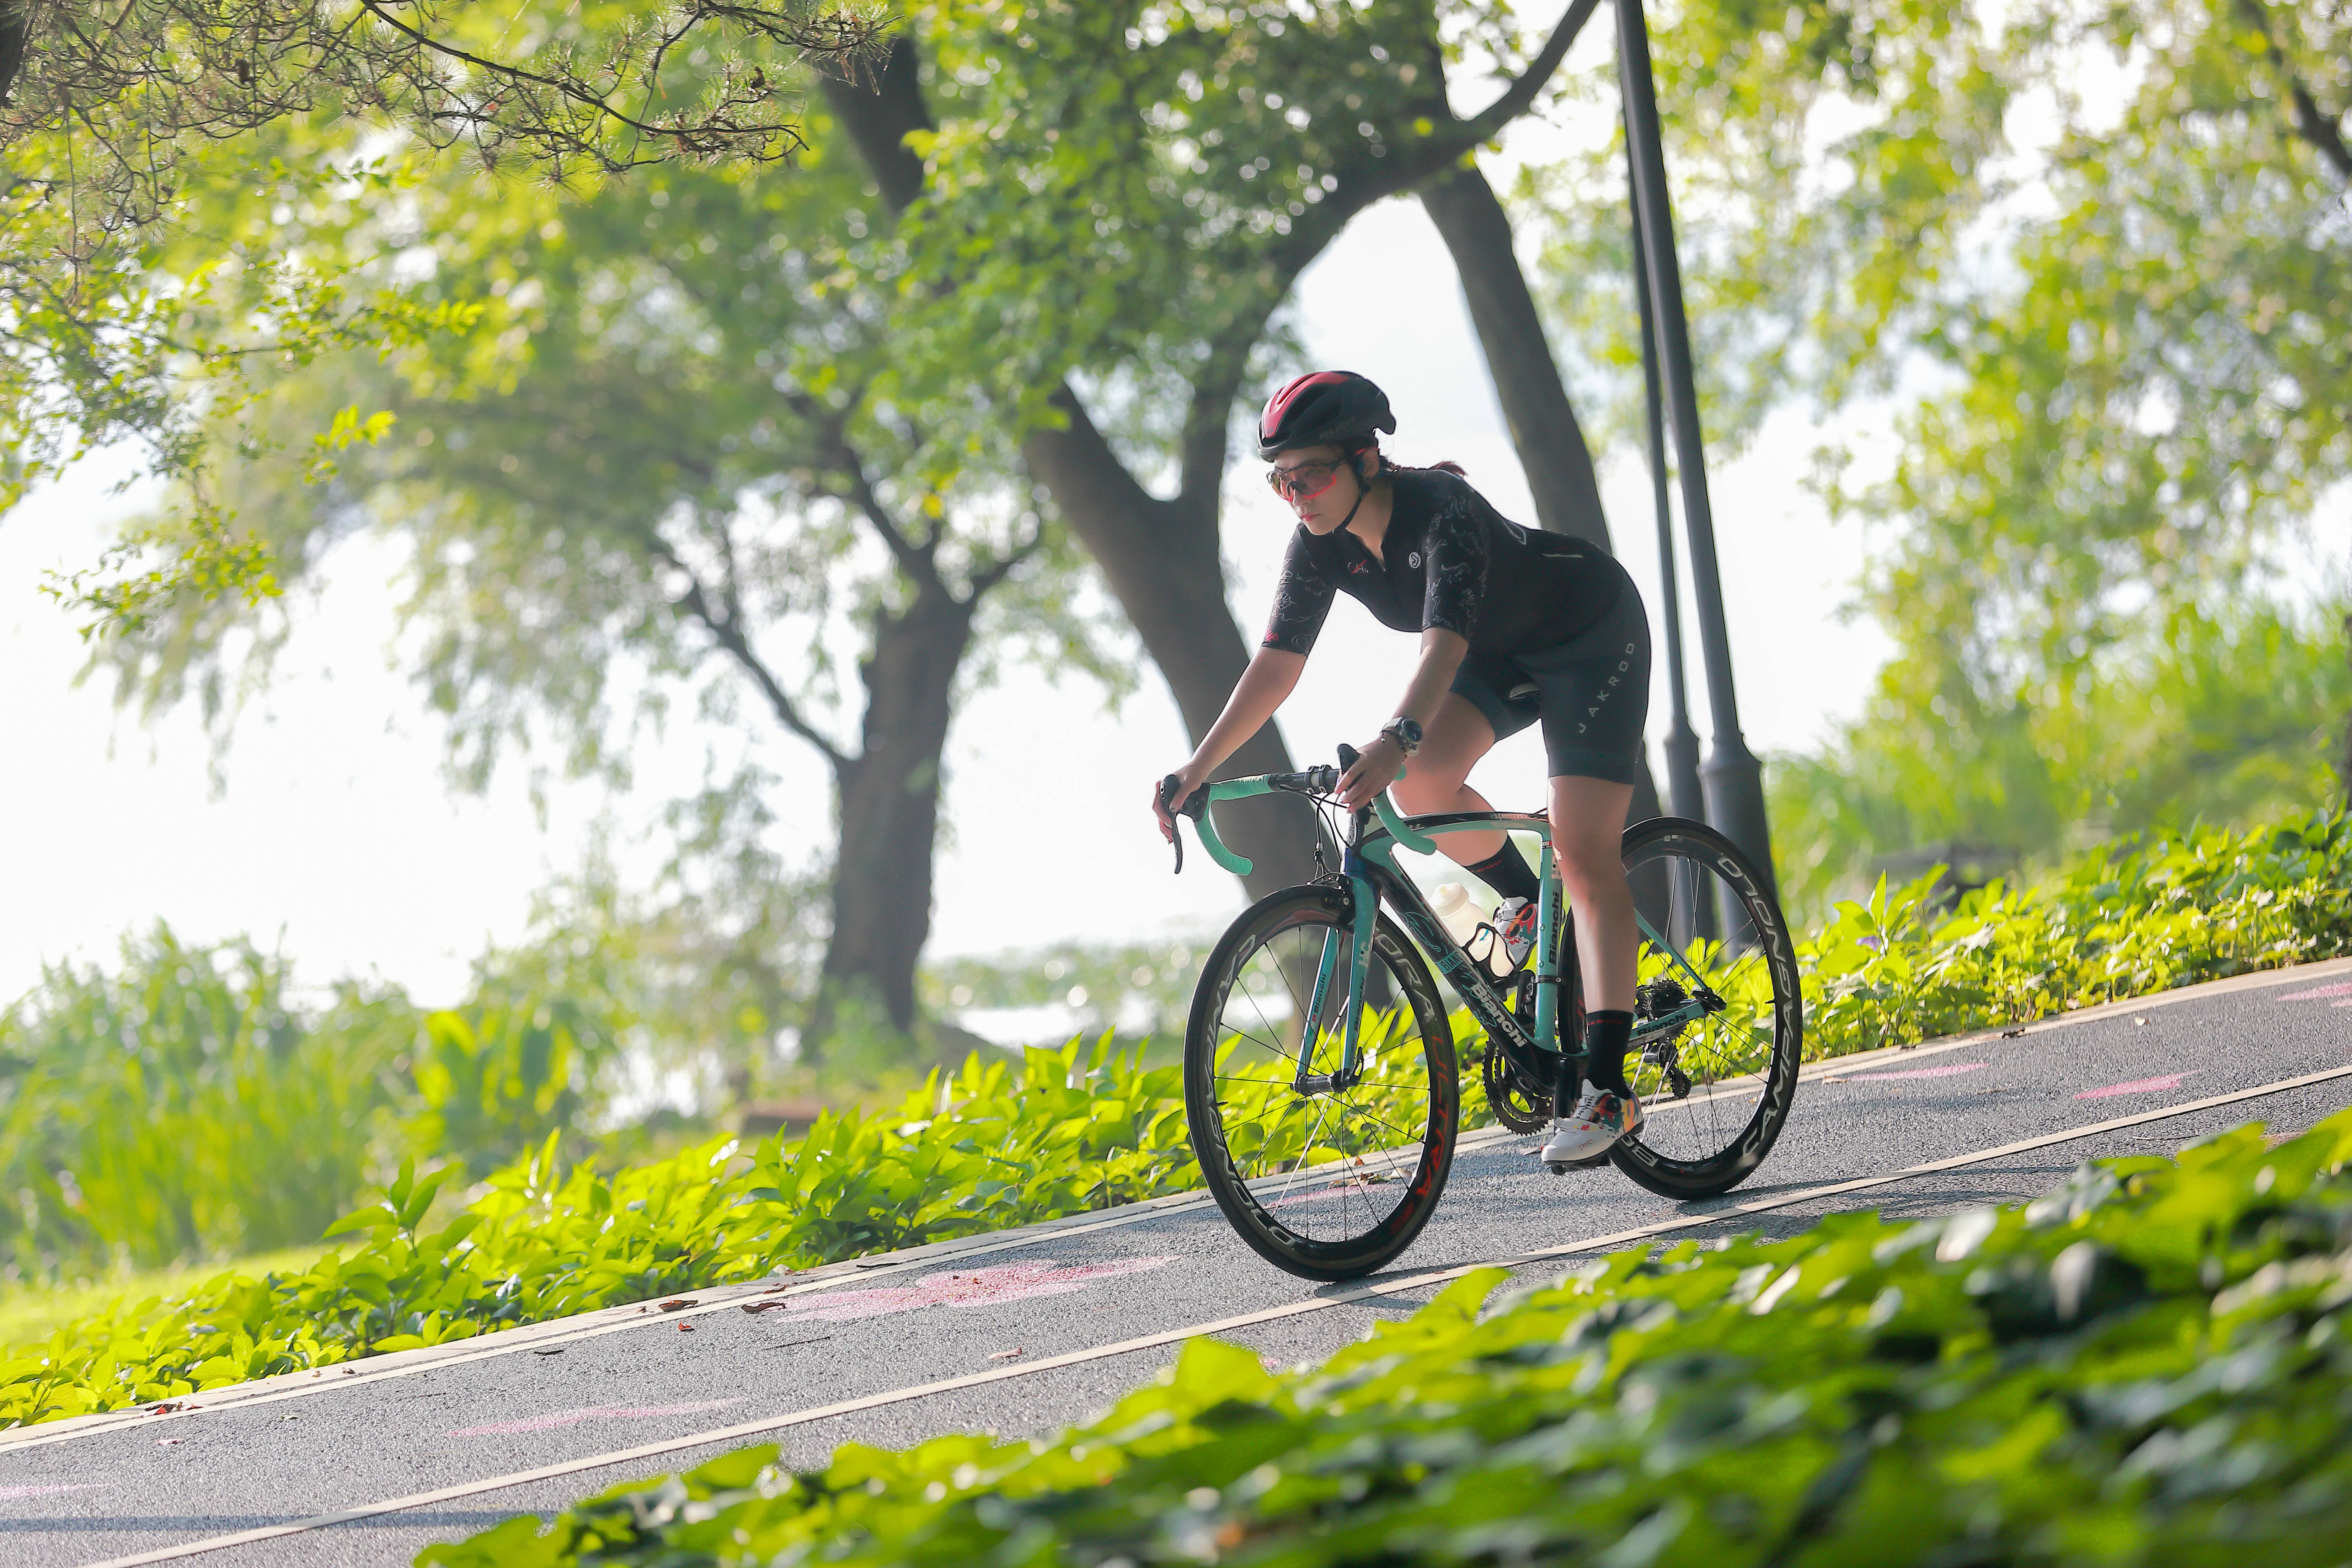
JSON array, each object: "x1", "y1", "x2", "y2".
[
  {"x1": 446, "y1": 1401, "x2": 743, "y2": 1439},
  {"x1": 2078, "y1": 1073, "x2": 2192, "y2": 1099},
  {"x1": 75, "y1": 1059, "x2": 2352, "y2": 1568},
  {"x1": 2282, "y1": 982, "x2": 2352, "y2": 1001},
  {"x1": 1843, "y1": 1062, "x2": 1987, "y2": 1082},
  {"x1": 785, "y1": 1258, "x2": 1177, "y2": 1324},
  {"x1": 0, "y1": 1483, "x2": 105, "y2": 1500}
]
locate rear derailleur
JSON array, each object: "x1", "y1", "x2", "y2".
[{"x1": 1634, "y1": 976, "x2": 1694, "y2": 1099}]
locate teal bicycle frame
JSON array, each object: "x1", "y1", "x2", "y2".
[{"x1": 1180, "y1": 774, "x2": 1724, "y2": 1094}]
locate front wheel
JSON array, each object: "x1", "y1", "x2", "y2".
[
  {"x1": 1609, "y1": 818, "x2": 1804, "y2": 1200},
  {"x1": 1185, "y1": 885, "x2": 1458, "y2": 1281}
]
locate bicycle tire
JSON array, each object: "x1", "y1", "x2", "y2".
[
  {"x1": 1608, "y1": 817, "x2": 1803, "y2": 1199},
  {"x1": 1184, "y1": 884, "x2": 1458, "y2": 1281}
]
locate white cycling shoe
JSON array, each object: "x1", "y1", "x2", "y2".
[{"x1": 1540, "y1": 1085, "x2": 1643, "y2": 1163}]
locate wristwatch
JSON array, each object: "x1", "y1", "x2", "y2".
[{"x1": 1380, "y1": 716, "x2": 1423, "y2": 756}]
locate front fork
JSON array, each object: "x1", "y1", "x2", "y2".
[
  {"x1": 1292, "y1": 851, "x2": 1382, "y2": 1095},
  {"x1": 1299, "y1": 842, "x2": 1572, "y2": 1095}
]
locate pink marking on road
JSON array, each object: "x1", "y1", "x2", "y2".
[
  {"x1": 448, "y1": 1399, "x2": 742, "y2": 1438},
  {"x1": 1846, "y1": 1062, "x2": 1988, "y2": 1082},
  {"x1": 0, "y1": 1483, "x2": 106, "y2": 1500},
  {"x1": 2076, "y1": 1073, "x2": 2190, "y2": 1101},
  {"x1": 2281, "y1": 981, "x2": 2352, "y2": 1000},
  {"x1": 788, "y1": 1257, "x2": 1178, "y2": 1324},
  {"x1": 1266, "y1": 1179, "x2": 1395, "y2": 1211}
]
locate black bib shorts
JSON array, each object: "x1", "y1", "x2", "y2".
[{"x1": 1447, "y1": 583, "x2": 1651, "y2": 786}]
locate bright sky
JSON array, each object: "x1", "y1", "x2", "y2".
[{"x1": 0, "y1": 141, "x2": 1897, "y2": 1009}]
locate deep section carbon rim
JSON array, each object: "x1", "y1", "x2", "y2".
[
  {"x1": 1610, "y1": 818, "x2": 1804, "y2": 1199},
  {"x1": 1184, "y1": 886, "x2": 1457, "y2": 1281}
]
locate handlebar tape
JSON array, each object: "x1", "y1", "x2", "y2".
[{"x1": 1159, "y1": 775, "x2": 1254, "y2": 877}]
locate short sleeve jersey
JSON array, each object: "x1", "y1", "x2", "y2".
[{"x1": 1261, "y1": 468, "x2": 1629, "y2": 659}]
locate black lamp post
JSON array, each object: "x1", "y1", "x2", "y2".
[
  {"x1": 1627, "y1": 154, "x2": 1704, "y2": 830},
  {"x1": 1615, "y1": 0, "x2": 1777, "y2": 898}
]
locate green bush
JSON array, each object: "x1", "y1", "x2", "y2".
[
  {"x1": 0, "y1": 923, "x2": 637, "y2": 1289},
  {"x1": 1800, "y1": 809, "x2": 2352, "y2": 1058},
  {"x1": 421, "y1": 1109, "x2": 2352, "y2": 1568},
  {"x1": 0, "y1": 927, "x2": 410, "y2": 1282}
]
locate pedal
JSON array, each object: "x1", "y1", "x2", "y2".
[{"x1": 1544, "y1": 1153, "x2": 1610, "y2": 1175}]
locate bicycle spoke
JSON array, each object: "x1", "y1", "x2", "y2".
[{"x1": 1189, "y1": 889, "x2": 1458, "y2": 1271}]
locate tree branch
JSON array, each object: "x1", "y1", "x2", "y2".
[
  {"x1": 1457, "y1": 0, "x2": 1603, "y2": 145},
  {"x1": 963, "y1": 515, "x2": 1047, "y2": 600},
  {"x1": 1173, "y1": 0, "x2": 1604, "y2": 503},
  {"x1": 2232, "y1": 0, "x2": 2352, "y2": 182},
  {"x1": 775, "y1": 381, "x2": 940, "y2": 585},
  {"x1": 352, "y1": 0, "x2": 806, "y2": 153},
  {"x1": 829, "y1": 439, "x2": 938, "y2": 585},
  {"x1": 655, "y1": 540, "x2": 851, "y2": 771}
]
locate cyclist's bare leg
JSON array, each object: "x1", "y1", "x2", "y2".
[
  {"x1": 1549, "y1": 774, "x2": 1637, "y2": 1012},
  {"x1": 1388, "y1": 692, "x2": 1506, "y2": 863}
]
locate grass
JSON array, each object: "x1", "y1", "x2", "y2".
[{"x1": 0, "y1": 1246, "x2": 332, "y2": 1347}]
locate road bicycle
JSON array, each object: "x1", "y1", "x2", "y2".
[{"x1": 1159, "y1": 749, "x2": 1802, "y2": 1281}]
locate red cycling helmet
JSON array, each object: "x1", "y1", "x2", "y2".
[{"x1": 1256, "y1": 370, "x2": 1395, "y2": 461}]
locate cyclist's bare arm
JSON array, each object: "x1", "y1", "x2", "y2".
[
  {"x1": 1338, "y1": 628, "x2": 1467, "y2": 809},
  {"x1": 1154, "y1": 647, "x2": 1305, "y2": 839}
]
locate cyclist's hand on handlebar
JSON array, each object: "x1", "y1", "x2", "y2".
[
  {"x1": 1338, "y1": 734, "x2": 1404, "y2": 811},
  {"x1": 1153, "y1": 766, "x2": 1206, "y2": 843}
]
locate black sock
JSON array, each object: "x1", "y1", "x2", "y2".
[
  {"x1": 1464, "y1": 842, "x2": 1540, "y2": 906},
  {"x1": 1580, "y1": 1010, "x2": 1634, "y2": 1097}
]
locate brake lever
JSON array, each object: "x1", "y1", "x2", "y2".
[{"x1": 1158, "y1": 773, "x2": 1207, "y2": 874}]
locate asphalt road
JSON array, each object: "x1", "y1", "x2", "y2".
[{"x1": 9, "y1": 956, "x2": 2352, "y2": 1568}]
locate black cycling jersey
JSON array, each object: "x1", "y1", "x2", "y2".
[{"x1": 1260, "y1": 468, "x2": 1628, "y2": 659}]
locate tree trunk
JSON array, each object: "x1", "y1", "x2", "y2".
[
  {"x1": 824, "y1": 54, "x2": 1320, "y2": 900},
  {"x1": 1421, "y1": 157, "x2": 1672, "y2": 831},
  {"x1": 811, "y1": 576, "x2": 978, "y2": 1047},
  {"x1": 0, "y1": 10, "x2": 27, "y2": 108},
  {"x1": 1419, "y1": 162, "x2": 1613, "y2": 551},
  {"x1": 1020, "y1": 393, "x2": 1324, "y2": 895},
  {"x1": 2341, "y1": 606, "x2": 2351, "y2": 804},
  {"x1": 822, "y1": 35, "x2": 931, "y2": 209}
]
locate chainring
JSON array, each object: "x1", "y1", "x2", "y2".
[{"x1": 1479, "y1": 1039, "x2": 1551, "y2": 1134}]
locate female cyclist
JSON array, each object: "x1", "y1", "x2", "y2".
[{"x1": 1151, "y1": 370, "x2": 1653, "y2": 1162}]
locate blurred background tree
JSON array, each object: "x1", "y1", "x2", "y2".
[
  {"x1": 96, "y1": 115, "x2": 1128, "y2": 1074},
  {"x1": 1520, "y1": 0, "x2": 2351, "y2": 915},
  {"x1": 77, "y1": 0, "x2": 1654, "y2": 1082},
  {"x1": 0, "y1": 0, "x2": 887, "y2": 631}
]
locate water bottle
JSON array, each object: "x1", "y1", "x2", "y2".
[{"x1": 1427, "y1": 883, "x2": 1493, "y2": 965}]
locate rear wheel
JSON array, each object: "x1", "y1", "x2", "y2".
[
  {"x1": 1608, "y1": 818, "x2": 1803, "y2": 1199},
  {"x1": 1185, "y1": 885, "x2": 1457, "y2": 1281}
]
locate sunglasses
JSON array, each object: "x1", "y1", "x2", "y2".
[{"x1": 1266, "y1": 457, "x2": 1350, "y2": 503}]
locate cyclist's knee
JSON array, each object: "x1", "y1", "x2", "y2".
[
  {"x1": 1392, "y1": 763, "x2": 1466, "y2": 813},
  {"x1": 1551, "y1": 835, "x2": 1627, "y2": 898}
]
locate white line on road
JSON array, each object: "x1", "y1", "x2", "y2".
[{"x1": 77, "y1": 1059, "x2": 2352, "y2": 1568}]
